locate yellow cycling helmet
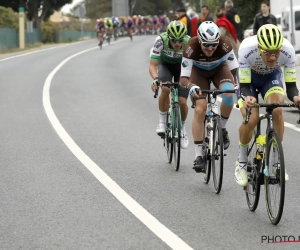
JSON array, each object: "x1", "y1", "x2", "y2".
[{"x1": 257, "y1": 24, "x2": 283, "y2": 50}]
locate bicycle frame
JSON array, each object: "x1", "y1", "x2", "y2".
[{"x1": 169, "y1": 87, "x2": 182, "y2": 138}]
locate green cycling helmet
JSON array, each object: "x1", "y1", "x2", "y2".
[{"x1": 167, "y1": 21, "x2": 187, "y2": 39}]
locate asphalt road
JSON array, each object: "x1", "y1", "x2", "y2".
[{"x1": 1, "y1": 37, "x2": 300, "y2": 250}]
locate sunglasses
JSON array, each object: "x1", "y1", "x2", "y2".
[
  {"x1": 260, "y1": 48, "x2": 281, "y2": 57},
  {"x1": 169, "y1": 37, "x2": 184, "y2": 43},
  {"x1": 201, "y1": 42, "x2": 219, "y2": 48}
]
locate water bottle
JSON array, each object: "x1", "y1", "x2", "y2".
[{"x1": 256, "y1": 135, "x2": 266, "y2": 160}]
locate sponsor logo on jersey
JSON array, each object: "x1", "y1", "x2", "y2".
[
  {"x1": 186, "y1": 46, "x2": 193, "y2": 57},
  {"x1": 228, "y1": 54, "x2": 235, "y2": 61},
  {"x1": 222, "y1": 43, "x2": 230, "y2": 52},
  {"x1": 163, "y1": 51, "x2": 181, "y2": 58},
  {"x1": 152, "y1": 50, "x2": 159, "y2": 54},
  {"x1": 154, "y1": 39, "x2": 163, "y2": 49},
  {"x1": 182, "y1": 60, "x2": 189, "y2": 68}
]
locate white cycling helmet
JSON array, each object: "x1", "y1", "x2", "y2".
[{"x1": 197, "y1": 21, "x2": 220, "y2": 42}]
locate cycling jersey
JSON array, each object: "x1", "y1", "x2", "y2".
[
  {"x1": 238, "y1": 36, "x2": 296, "y2": 82},
  {"x1": 150, "y1": 32, "x2": 191, "y2": 64},
  {"x1": 238, "y1": 36, "x2": 298, "y2": 101},
  {"x1": 180, "y1": 36, "x2": 238, "y2": 93},
  {"x1": 96, "y1": 23, "x2": 105, "y2": 31},
  {"x1": 181, "y1": 36, "x2": 238, "y2": 76},
  {"x1": 105, "y1": 19, "x2": 113, "y2": 28}
]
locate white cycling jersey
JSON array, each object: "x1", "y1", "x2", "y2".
[{"x1": 238, "y1": 36, "x2": 296, "y2": 83}]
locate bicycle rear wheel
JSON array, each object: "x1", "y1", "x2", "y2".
[
  {"x1": 166, "y1": 109, "x2": 173, "y2": 163},
  {"x1": 265, "y1": 131, "x2": 285, "y2": 225},
  {"x1": 173, "y1": 104, "x2": 181, "y2": 171},
  {"x1": 203, "y1": 117, "x2": 211, "y2": 184},
  {"x1": 211, "y1": 117, "x2": 223, "y2": 194},
  {"x1": 245, "y1": 129, "x2": 261, "y2": 211}
]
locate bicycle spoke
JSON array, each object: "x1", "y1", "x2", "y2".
[
  {"x1": 245, "y1": 129, "x2": 261, "y2": 211},
  {"x1": 265, "y1": 132, "x2": 285, "y2": 225},
  {"x1": 211, "y1": 118, "x2": 223, "y2": 194}
]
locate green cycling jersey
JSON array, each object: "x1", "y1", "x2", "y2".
[{"x1": 150, "y1": 32, "x2": 191, "y2": 64}]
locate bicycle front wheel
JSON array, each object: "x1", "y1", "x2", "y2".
[
  {"x1": 245, "y1": 129, "x2": 261, "y2": 211},
  {"x1": 173, "y1": 104, "x2": 181, "y2": 171},
  {"x1": 203, "y1": 117, "x2": 211, "y2": 184},
  {"x1": 211, "y1": 117, "x2": 223, "y2": 194},
  {"x1": 265, "y1": 131, "x2": 285, "y2": 225}
]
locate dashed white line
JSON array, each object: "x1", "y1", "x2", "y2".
[{"x1": 43, "y1": 40, "x2": 193, "y2": 250}]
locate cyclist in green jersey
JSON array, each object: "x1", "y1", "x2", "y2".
[{"x1": 149, "y1": 21, "x2": 191, "y2": 149}]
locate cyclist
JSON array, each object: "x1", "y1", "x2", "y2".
[
  {"x1": 179, "y1": 21, "x2": 238, "y2": 172},
  {"x1": 112, "y1": 16, "x2": 120, "y2": 39},
  {"x1": 126, "y1": 17, "x2": 134, "y2": 41},
  {"x1": 235, "y1": 24, "x2": 300, "y2": 186},
  {"x1": 150, "y1": 21, "x2": 191, "y2": 149},
  {"x1": 96, "y1": 19, "x2": 105, "y2": 48},
  {"x1": 105, "y1": 18, "x2": 113, "y2": 39}
]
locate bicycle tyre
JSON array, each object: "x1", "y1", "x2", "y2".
[
  {"x1": 166, "y1": 110, "x2": 173, "y2": 164},
  {"x1": 245, "y1": 129, "x2": 261, "y2": 211},
  {"x1": 265, "y1": 131, "x2": 285, "y2": 225},
  {"x1": 203, "y1": 117, "x2": 211, "y2": 184},
  {"x1": 173, "y1": 104, "x2": 181, "y2": 171},
  {"x1": 211, "y1": 117, "x2": 223, "y2": 194}
]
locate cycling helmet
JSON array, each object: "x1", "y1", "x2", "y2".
[
  {"x1": 257, "y1": 24, "x2": 283, "y2": 50},
  {"x1": 197, "y1": 21, "x2": 220, "y2": 42},
  {"x1": 167, "y1": 21, "x2": 187, "y2": 39}
]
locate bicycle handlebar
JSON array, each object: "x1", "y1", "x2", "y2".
[
  {"x1": 191, "y1": 89, "x2": 236, "y2": 108},
  {"x1": 153, "y1": 81, "x2": 179, "y2": 98}
]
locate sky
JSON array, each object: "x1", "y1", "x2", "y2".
[{"x1": 61, "y1": 0, "x2": 83, "y2": 14}]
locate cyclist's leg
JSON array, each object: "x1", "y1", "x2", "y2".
[
  {"x1": 261, "y1": 68, "x2": 285, "y2": 141},
  {"x1": 156, "y1": 63, "x2": 172, "y2": 135},
  {"x1": 190, "y1": 68, "x2": 210, "y2": 170},
  {"x1": 235, "y1": 73, "x2": 260, "y2": 186},
  {"x1": 212, "y1": 63, "x2": 236, "y2": 150}
]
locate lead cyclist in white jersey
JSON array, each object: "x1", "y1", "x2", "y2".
[{"x1": 235, "y1": 24, "x2": 300, "y2": 187}]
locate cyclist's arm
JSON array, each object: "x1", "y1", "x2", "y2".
[
  {"x1": 238, "y1": 48, "x2": 253, "y2": 97},
  {"x1": 149, "y1": 36, "x2": 163, "y2": 79},
  {"x1": 284, "y1": 67, "x2": 298, "y2": 102},
  {"x1": 180, "y1": 44, "x2": 195, "y2": 89}
]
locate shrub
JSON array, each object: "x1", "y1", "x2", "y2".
[
  {"x1": 0, "y1": 6, "x2": 18, "y2": 28},
  {"x1": 41, "y1": 21, "x2": 60, "y2": 43}
]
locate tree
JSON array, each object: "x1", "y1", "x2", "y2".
[
  {"x1": 84, "y1": 0, "x2": 111, "y2": 19},
  {"x1": 0, "y1": 0, "x2": 72, "y2": 28}
]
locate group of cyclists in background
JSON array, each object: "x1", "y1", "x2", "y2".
[{"x1": 95, "y1": 15, "x2": 172, "y2": 48}]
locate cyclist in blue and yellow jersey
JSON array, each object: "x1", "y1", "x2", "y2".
[
  {"x1": 235, "y1": 24, "x2": 300, "y2": 186},
  {"x1": 150, "y1": 21, "x2": 191, "y2": 149}
]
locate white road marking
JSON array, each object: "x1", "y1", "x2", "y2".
[
  {"x1": 0, "y1": 40, "x2": 91, "y2": 62},
  {"x1": 43, "y1": 40, "x2": 193, "y2": 250}
]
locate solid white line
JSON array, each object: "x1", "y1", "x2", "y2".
[
  {"x1": 43, "y1": 40, "x2": 193, "y2": 250},
  {"x1": 0, "y1": 40, "x2": 91, "y2": 62}
]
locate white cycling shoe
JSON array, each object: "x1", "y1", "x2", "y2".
[
  {"x1": 180, "y1": 132, "x2": 189, "y2": 149},
  {"x1": 235, "y1": 161, "x2": 248, "y2": 187},
  {"x1": 272, "y1": 164, "x2": 289, "y2": 182},
  {"x1": 156, "y1": 123, "x2": 166, "y2": 136}
]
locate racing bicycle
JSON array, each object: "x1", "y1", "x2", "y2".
[
  {"x1": 154, "y1": 82, "x2": 182, "y2": 171},
  {"x1": 239, "y1": 101, "x2": 300, "y2": 225}
]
